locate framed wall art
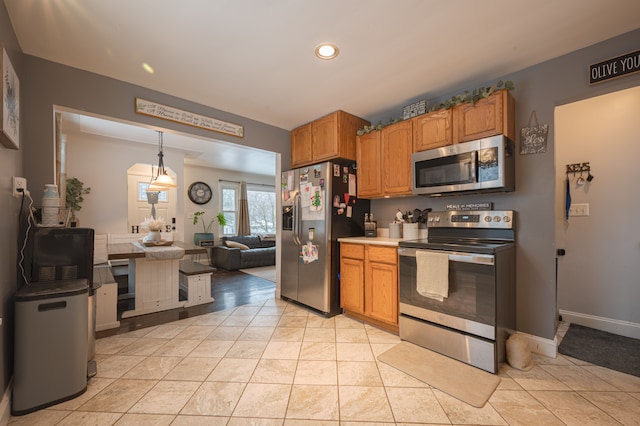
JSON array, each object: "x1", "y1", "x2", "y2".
[{"x1": 1, "y1": 44, "x2": 20, "y2": 149}]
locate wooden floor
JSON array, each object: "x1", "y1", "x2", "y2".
[{"x1": 95, "y1": 268, "x2": 276, "y2": 338}]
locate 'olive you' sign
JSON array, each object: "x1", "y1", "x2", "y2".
[{"x1": 589, "y1": 49, "x2": 640, "y2": 85}]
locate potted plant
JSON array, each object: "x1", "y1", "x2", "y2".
[
  {"x1": 193, "y1": 211, "x2": 227, "y2": 246},
  {"x1": 65, "y1": 177, "x2": 91, "y2": 227}
]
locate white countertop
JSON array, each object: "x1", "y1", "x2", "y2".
[
  {"x1": 338, "y1": 228, "x2": 427, "y2": 247},
  {"x1": 338, "y1": 236, "x2": 405, "y2": 246}
]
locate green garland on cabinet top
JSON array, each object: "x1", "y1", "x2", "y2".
[{"x1": 357, "y1": 80, "x2": 514, "y2": 135}]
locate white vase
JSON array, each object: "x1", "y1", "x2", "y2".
[{"x1": 146, "y1": 231, "x2": 162, "y2": 242}]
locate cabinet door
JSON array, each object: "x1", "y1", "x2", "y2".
[
  {"x1": 356, "y1": 132, "x2": 382, "y2": 198},
  {"x1": 413, "y1": 109, "x2": 453, "y2": 151},
  {"x1": 291, "y1": 123, "x2": 313, "y2": 167},
  {"x1": 456, "y1": 91, "x2": 506, "y2": 143},
  {"x1": 365, "y1": 261, "x2": 398, "y2": 325},
  {"x1": 381, "y1": 120, "x2": 413, "y2": 195},
  {"x1": 340, "y1": 256, "x2": 365, "y2": 314},
  {"x1": 312, "y1": 112, "x2": 339, "y2": 161}
]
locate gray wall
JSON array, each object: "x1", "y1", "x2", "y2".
[
  {"x1": 20, "y1": 56, "x2": 290, "y2": 205},
  {"x1": 368, "y1": 29, "x2": 640, "y2": 340},
  {"x1": 0, "y1": 0, "x2": 23, "y2": 394}
]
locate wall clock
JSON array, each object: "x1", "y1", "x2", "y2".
[{"x1": 188, "y1": 181, "x2": 212, "y2": 205}]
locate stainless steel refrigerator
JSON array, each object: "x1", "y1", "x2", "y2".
[{"x1": 281, "y1": 161, "x2": 369, "y2": 316}]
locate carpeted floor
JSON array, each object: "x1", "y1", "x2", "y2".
[{"x1": 558, "y1": 323, "x2": 640, "y2": 377}]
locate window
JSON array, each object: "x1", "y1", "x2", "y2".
[
  {"x1": 138, "y1": 182, "x2": 168, "y2": 202},
  {"x1": 221, "y1": 183, "x2": 237, "y2": 236},
  {"x1": 247, "y1": 185, "x2": 275, "y2": 234},
  {"x1": 220, "y1": 182, "x2": 276, "y2": 236}
]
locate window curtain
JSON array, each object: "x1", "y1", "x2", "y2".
[{"x1": 237, "y1": 181, "x2": 251, "y2": 235}]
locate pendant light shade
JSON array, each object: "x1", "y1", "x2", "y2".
[{"x1": 149, "y1": 131, "x2": 177, "y2": 190}]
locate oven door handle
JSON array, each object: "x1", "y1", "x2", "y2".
[{"x1": 398, "y1": 248, "x2": 494, "y2": 265}]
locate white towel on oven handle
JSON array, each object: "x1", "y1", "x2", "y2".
[{"x1": 416, "y1": 250, "x2": 449, "y2": 301}]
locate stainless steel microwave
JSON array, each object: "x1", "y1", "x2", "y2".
[{"x1": 412, "y1": 135, "x2": 514, "y2": 196}]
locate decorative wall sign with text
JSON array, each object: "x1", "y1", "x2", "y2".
[
  {"x1": 589, "y1": 49, "x2": 640, "y2": 85},
  {"x1": 446, "y1": 202, "x2": 493, "y2": 211},
  {"x1": 135, "y1": 98, "x2": 244, "y2": 138}
]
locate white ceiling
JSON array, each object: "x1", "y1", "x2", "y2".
[{"x1": 5, "y1": 0, "x2": 640, "y2": 174}]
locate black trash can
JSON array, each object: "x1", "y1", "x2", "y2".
[{"x1": 12, "y1": 279, "x2": 88, "y2": 416}]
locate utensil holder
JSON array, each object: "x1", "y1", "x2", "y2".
[
  {"x1": 403, "y1": 223, "x2": 419, "y2": 240},
  {"x1": 389, "y1": 222, "x2": 402, "y2": 238}
]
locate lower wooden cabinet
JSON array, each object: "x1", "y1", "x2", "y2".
[{"x1": 340, "y1": 242, "x2": 398, "y2": 332}]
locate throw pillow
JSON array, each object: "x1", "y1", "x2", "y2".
[{"x1": 226, "y1": 240, "x2": 250, "y2": 250}]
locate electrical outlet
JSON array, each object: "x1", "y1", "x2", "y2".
[
  {"x1": 12, "y1": 176, "x2": 27, "y2": 197},
  {"x1": 569, "y1": 203, "x2": 590, "y2": 217}
]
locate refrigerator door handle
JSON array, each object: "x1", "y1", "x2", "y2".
[{"x1": 292, "y1": 192, "x2": 301, "y2": 246}]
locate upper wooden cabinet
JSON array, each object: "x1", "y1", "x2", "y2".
[
  {"x1": 290, "y1": 123, "x2": 313, "y2": 167},
  {"x1": 355, "y1": 131, "x2": 381, "y2": 198},
  {"x1": 413, "y1": 108, "x2": 453, "y2": 152},
  {"x1": 381, "y1": 120, "x2": 413, "y2": 196},
  {"x1": 412, "y1": 90, "x2": 515, "y2": 152},
  {"x1": 356, "y1": 120, "x2": 413, "y2": 198},
  {"x1": 290, "y1": 110, "x2": 369, "y2": 168},
  {"x1": 454, "y1": 90, "x2": 515, "y2": 143}
]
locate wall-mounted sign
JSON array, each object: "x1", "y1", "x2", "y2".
[
  {"x1": 446, "y1": 202, "x2": 493, "y2": 211},
  {"x1": 589, "y1": 49, "x2": 640, "y2": 85},
  {"x1": 135, "y1": 98, "x2": 244, "y2": 138}
]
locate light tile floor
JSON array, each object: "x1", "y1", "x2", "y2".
[{"x1": 9, "y1": 296, "x2": 640, "y2": 425}]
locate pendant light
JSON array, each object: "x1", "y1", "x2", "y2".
[{"x1": 148, "y1": 130, "x2": 177, "y2": 190}]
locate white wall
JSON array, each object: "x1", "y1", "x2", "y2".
[
  {"x1": 183, "y1": 164, "x2": 276, "y2": 245},
  {"x1": 555, "y1": 86, "x2": 640, "y2": 338},
  {"x1": 65, "y1": 131, "x2": 185, "y2": 237}
]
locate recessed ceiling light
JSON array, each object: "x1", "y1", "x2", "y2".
[{"x1": 315, "y1": 43, "x2": 339, "y2": 60}]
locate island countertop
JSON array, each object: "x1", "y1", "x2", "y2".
[{"x1": 107, "y1": 241, "x2": 207, "y2": 260}]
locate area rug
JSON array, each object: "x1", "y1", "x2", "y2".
[
  {"x1": 239, "y1": 266, "x2": 276, "y2": 282},
  {"x1": 558, "y1": 323, "x2": 640, "y2": 377},
  {"x1": 377, "y1": 341, "x2": 500, "y2": 408}
]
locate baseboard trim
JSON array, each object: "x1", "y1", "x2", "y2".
[
  {"x1": 0, "y1": 379, "x2": 11, "y2": 425},
  {"x1": 515, "y1": 331, "x2": 558, "y2": 358},
  {"x1": 559, "y1": 309, "x2": 640, "y2": 339}
]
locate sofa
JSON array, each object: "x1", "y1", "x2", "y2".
[{"x1": 211, "y1": 235, "x2": 276, "y2": 271}]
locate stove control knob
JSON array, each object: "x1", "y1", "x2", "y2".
[
  {"x1": 434, "y1": 216, "x2": 440, "y2": 223},
  {"x1": 484, "y1": 216, "x2": 492, "y2": 222},
  {"x1": 494, "y1": 216, "x2": 501, "y2": 222},
  {"x1": 503, "y1": 216, "x2": 511, "y2": 223}
]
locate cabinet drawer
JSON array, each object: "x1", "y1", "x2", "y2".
[
  {"x1": 341, "y1": 243, "x2": 365, "y2": 259},
  {"x1": 367, "y1": 245, "x2": 397, "y2": 264}
]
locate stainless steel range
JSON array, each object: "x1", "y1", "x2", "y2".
[{"x1": 398, "y1": 210, "x2": 515, "y2": 373}]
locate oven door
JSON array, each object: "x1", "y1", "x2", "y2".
[{"x1": 398, "y1": 247, "x2": 496, "y2": 340}]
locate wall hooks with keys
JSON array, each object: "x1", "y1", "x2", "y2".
[{"x1": 566, "y1": 162, "x2": 594, "y2": 182}]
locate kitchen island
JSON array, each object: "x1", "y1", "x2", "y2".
[{"x1": 108, "y1": 242, "x2": 207, "y2": 318}]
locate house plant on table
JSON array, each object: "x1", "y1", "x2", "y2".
[
  {"x1": 65, "y1": 177, "x2": 91, "y2": 227},
  {"x1": 193, "y1": 211, "x2": 226, "y2": 246}
]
